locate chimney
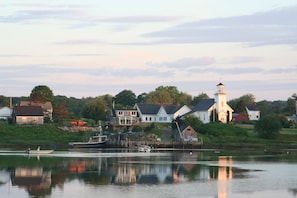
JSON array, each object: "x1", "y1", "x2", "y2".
[{"x1": 9, "y1": 97, "x2": 12, "y2": 108}]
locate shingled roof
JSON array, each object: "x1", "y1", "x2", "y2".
[
  {"x1": 163, "y1": 104, "x2": 182, "y2": 114},
  {"x1": 136, "y1": 104, "x2": 161, "y2": 114},
  {"x1": 246, "y1": 105, "x2": 259, "y2": 111},
  {"x1": 192, "y1": 99, "x2": 215, "y2": 111},
  {"x1": 14, "y1": 106, "x2": 44, "y2": 116}
]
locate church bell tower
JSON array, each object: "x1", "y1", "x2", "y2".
[{"x1": 215, "y1": 82, "x2": 228, "y2": 123}]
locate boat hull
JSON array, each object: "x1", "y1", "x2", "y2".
[
  {"x1": 69, "y1": 142, "x2": 107, "y2": 148},
  {"x1": 27, "y1": 150, "x2": 54, "y2": 154}
]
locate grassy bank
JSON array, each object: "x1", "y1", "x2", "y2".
[
  {"x1": 0, "y1": 122, "x2": 297, "y2": 150},
  {"x1": 0, "y1": 122, "x2": 92, "y2": 149}
]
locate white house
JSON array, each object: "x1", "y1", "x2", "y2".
[
  {"x1": 112, "y1": 108, "x2": 139, "y2": 126},
  {"x1": 0, "y1": 107, "x2": 12, "y2": 120},
  {"x1": 246, "y1": 105, "x2": 260, "y2": 121},
  {"x1": 163, "y1": 104, "x2": 192, "y2": 121},
  {"x1": 190, "y1": 83, "x2": 233, "y2": 123},
  {"x1": 135, "y1": 104, "x2": 170, "y2": 123}
]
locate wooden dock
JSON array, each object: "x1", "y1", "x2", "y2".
[{"x1": 107, "y1": 140, "x2": 203, "y2": 149}]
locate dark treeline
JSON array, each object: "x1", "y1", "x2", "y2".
[{"x1": 0, "y1": 85, "x2": 296, "y2": 123}]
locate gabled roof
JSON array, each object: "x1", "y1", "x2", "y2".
[
  {"x1": 20, "y1": 101, "x2": 53, "y2": 109},
  {"x1": 192, "y1": 99, "x2": 215, "y2": 112},
  {"x1": 136, "y1": 104, "x2": 161, "y2": 114},
  {"x1": 14, "y1": 106, "x2": 44, "y2": 116},
  {"x1": 163, "y1": 104, "x2": 182, "y2": 114},
  {"x1": 246, "y1": 105, "x2": 259, "y2": 111}
]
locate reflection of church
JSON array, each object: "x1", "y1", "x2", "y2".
[{"x1": 217, "y1": 157, "x2": 233, "y2": 198}]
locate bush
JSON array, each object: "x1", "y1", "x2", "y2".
[
  {"x1": 197, "y1": 122, "x2": 247, "y2": 137},
  {"x1": 255, "y1": 114, "x2": 282, "y2": 139}
]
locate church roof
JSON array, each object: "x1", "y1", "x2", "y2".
[{"x1": 192, "y1": 99, "x2": 215, "y2": 111}]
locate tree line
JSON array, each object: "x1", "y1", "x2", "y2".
[{"x1": 0, "y1": 85, "x2": 296, "y2": 124}]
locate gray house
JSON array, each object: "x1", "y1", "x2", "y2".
[{"x1": 0, "y1": 107, "x2": 12, "y2": 120}]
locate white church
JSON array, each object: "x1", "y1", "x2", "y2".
[{"x1": 190, "y1": 83, "x2": 234, "y2": 123}]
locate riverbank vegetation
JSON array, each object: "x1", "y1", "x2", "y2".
[{"x1": 1, "y1": 121, "x2": 296, "y2": 150}]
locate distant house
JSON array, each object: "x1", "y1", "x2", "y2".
[
  {"x1": 190, "y1": 83, "x2": 233, "y2": 123},
  {"x1": 20, "y1": 101, "x2": 53, "y2": 121},
  {"x1": 0, "y1": 107, "x2": 12, "y2": 120},
  {"x1": 175, "y1": 125, "x2": 198, "y2": 142},
  {"x1": 13, "y1": 106, "x2": 44, "y2": 125},
  {"x1": 246, "y1": 104, "x2": 260, "y2": 121},
  {"x1": 134, "y1": 103, "x2": 191, "y2": 123},
  {"x1": 164, "y1": 104, "x2": 191, "y2": 121},
  {"x1": 135, "y1": 103, "x2": 170, "y2": 123},
  {"x1": 112, "y1": 108, "x2": 139, "y2": 126}
]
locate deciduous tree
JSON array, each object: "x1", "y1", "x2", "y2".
[{"x1": 30, "y1": 85, "x2": 54, "y2": 102}]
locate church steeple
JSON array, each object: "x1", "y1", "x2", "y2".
[
  {"x1": 217, "y1": 82, "x2": 225, "y2": 94},
  {"x1": 215, "y1": 82, "x2": 228, "y2": 123}
]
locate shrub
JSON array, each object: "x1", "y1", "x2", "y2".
[{"x1": 255, "y1": 114, "x2": 282, "y2": 139}]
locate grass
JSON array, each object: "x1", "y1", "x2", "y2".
[{"x1": 0, "y1": 122, "x2": 92, "y2": 149}]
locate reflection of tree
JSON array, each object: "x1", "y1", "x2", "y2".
[
  {"x1": 79, "y1": 172, "x2": 110, "y2": 185},
  {"x1": 184, "y1": 164, "x2": 202, "y2": 181}
]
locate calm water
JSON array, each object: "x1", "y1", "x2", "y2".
[{"x1": 0, "y1": 149, "x2": 296, "y2": 198}]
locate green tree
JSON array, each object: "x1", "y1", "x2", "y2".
[
  {"x1": 30, "y1": 85, "x2": 54, "y2": 102},
  {"x1": 114, "y1": 90, "x2": 136, "y2": 108},
  {"x1": 255, "y1": 114, "x2": 282, "y2": 139},
  {"x1": 0, "y1": 95, "x2": 9, "y2": 106},
  {"x1": 191, "y1": 92, "x2": 209, "y2": 105},
  {"x1": 183, "y1": 115, "x2": 203, "y2": 132},
  {"x1": 81, "y1": 97, "x2": 109, "y2": 122},
  {"x1": 229, "y1": 94, "x2": 255, "y2": 114},
  {"x1": 145, "y1": 86, "x2": 191, "y2": 105},
  {"x1": 283, "y1": 93, "x2": 297, "y2": 115},
  {"x1": 136, "y1": 92, "x2": 147, "y2": 104}
]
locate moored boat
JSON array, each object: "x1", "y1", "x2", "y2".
[
  {"x1": 69, "y1": 133, "x2": 108, "y2": 148},
  {"x1": 26, "y1": 146, "x2": 54, "y2": 154},
  {"x1": 138, "y1": 145, "x2": 151, "y2": 152}
]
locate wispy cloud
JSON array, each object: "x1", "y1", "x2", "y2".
[
  {"x1": 148, "y1": 57, "x2": 216, "y2": 68},
  {"x1": 100, "y1": 16, "x2": 184, "y2": 23},
  {"x1": 265, "y1": 65, "x2": 297, "y2": 74},
  {"x1": 228, "y1": 56, "x2": 263, "y2": 64},
  {"x1": 141, "y1": 6, "x2": 297, "y2": 46},
  {"x1": 55, "y1": 39, "x2": 106, "y2": 45},
  {"x1": 0, "y1": 9, "x2": 85, "y2": 23}
]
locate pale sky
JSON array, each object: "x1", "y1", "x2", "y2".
[{"x1": 0, "y1": 0, "x2": 296, "y2": 101}]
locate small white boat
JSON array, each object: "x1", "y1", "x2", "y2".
[
  {"x1": 138, "y1": 145, "x2": 151, "y2": 152},
  {"x1": 26, "y1": 146, "x2": 54, "y2": 154}
]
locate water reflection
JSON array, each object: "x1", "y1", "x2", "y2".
[{"x1": 0, "y1": 151, "x2": 296, "y2": 197}]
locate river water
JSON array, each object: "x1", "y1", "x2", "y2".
[{"x1": 0, "y1": 149, "x2": 296, "y2": 198}]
